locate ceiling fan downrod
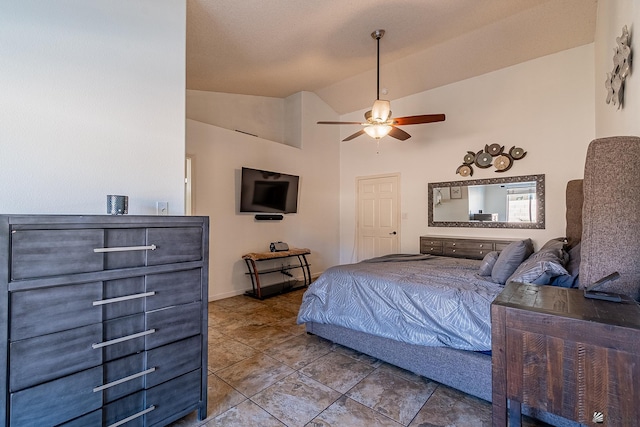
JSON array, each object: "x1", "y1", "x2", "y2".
[{"x1": 371, "y1": 29, "x2": 385, "y2": 101}]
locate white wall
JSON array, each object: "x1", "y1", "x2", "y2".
[
  {"x1": 187, "y1": 90, "x2": 287, "y2": 145},
  {"x1": 187, "y1": 92, "x2": 341, "y2": 300},
  {"x1": 339, "y1": 45, "x2": 595, "y2": 263},
  {"x1": 594, "y1": 0, "x2": 640, "y2": 137},
  {"x1": 0, "y1": 1, "x2": 187, "y2": 215}
]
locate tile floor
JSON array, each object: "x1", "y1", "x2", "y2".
[{"x1": 169, "y1": 288, "x2": 547, "y2": 427}]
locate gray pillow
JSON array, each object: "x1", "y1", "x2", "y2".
[
  {"x1": 491, "y1": 239, "x2": 534, "y2": 285},
  {"x1": 551, "y1": 242, "x2": 581, "y2": 288},
  {"x1": 508, "y1": 250, "x2": 570, "y2": 285},
  {"x1": 478, "y1": 251, "x2": 500, "y2": 276},
  {"x1": 540, "y1": 237, "x2": 567, "y2": 252}
]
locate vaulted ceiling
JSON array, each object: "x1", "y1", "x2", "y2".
[{"x1": 186, "y1": 0, "x2": 597, "y2": 114}]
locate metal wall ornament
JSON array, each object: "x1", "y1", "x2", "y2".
[
  {"x1": 605, "y1": 25, "x2": 631, "y2": 109},
  {"x1": 456, "y1": 144, "x2": 526, "y2": 176}
]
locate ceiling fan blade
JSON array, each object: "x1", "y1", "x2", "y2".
[
  {"x1": 393, "y1": 114, "x2": 446, "y2": 125},
  {"x1": 342, "y1": 129, "x2": 366, "y2": 141},
  {"x1": 317, "y1": 121, "x2": 363, "y2": 125},
  {"x1": 388, "y1": 126, "x2": 411, "y2": 141}
]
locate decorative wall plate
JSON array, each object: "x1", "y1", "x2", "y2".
[
  {"x1": 509, "y1": 146, "x2": 527, "y2": 160},
  {"x1": 456, "y1": 144, "x2": 526, "y2": 176},
  {"x1": 463, "y1": 151, "x2": 476, "y2": 164},
  {"x1": 493, "y1": 154, "x2": 512, "y2": 172},
  {"x1": 475, "y1": 152, "x2": 493, "y2": 168},
  {"x1": 456, "y1": 164, "x2": 473, "y2": 177},
  {"x1": 605, "y1": 25, "x2": 631, "y2": 109}
]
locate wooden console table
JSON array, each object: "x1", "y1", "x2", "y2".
[
  {"x1": 420, "y1": 235, "x2": 516, "y2": 260},
  {"x1": 242, "y1": 248, "x2": 311, "y2": 299},
  {"x1": 491, "y1": 282, "x2": 640, "y2": 426}
]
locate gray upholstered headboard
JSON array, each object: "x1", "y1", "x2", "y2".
[
  {"x1": 565, "y1": 179, "x2": 583, "y2": 248},
  {"x1": 580, "y1": 136, "x2": 640, "y2": 301}
]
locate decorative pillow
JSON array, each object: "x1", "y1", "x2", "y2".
[
  {"x1": 491, "y1": 239, "x2": 534, "y2": 285},
  {"x1": 539, "y1": 237, "x2": 570, "y2": 266},
  {"x1": 508, "y1": 250, "x2": 570, "y2": 285},
  {"x1": 551, "y1": 242, "x2": 581, "y2": 288},
  {"x1": 478, "y1": 251, "x2": 500, "y2": 276},
  {"x1": 540, "y1": 237, "x2": 568, "y2": 252}
]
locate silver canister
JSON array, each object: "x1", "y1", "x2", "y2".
[{"x1": 107, "y1": 195, "x2": 128, "y2": 215}]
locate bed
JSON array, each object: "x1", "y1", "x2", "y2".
[
  {"x1": 297, "y1": 179, "x2": 585, "y2": 426},
  {"x1": 297, "y1": 137, "x2": 640, "y2": 427}
]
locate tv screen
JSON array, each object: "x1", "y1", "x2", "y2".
[{"x1": 240, "y1": 167, "x2": 299, "y2": 213}]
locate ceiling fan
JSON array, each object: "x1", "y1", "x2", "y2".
[{"x1": 318, "y1": 29, "x2": 445, "y2": 142}]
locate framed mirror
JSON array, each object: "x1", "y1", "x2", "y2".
[{"x1": 428, "y1": 174, "x2": 545, "y2": 229}]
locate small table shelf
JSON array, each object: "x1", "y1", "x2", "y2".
[{"x1": 242, "y1": 248, "x2": 311, "y2": 299}]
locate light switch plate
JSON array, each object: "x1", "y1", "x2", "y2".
[{"x1": 156, "y1": 202, "x2": 168, "y2": 215}]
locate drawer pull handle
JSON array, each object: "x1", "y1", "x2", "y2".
[
  {"x1": 93, "y1": 244, "x2": 156, "y2": 253},
  {"x1": 107, "y1": 405, "x2": 156, "y2": 427},
  {"x1": 92, "y1": 329, "x2": 156, "y2": 349},
  {"x1": 452, "y1": 243, "x2": 456, "y2": 246},
  {"x1": 452, "y1": 249, "x2": 456, "y2": 253},
  {"x1": 479, "y1": 244, "x2": 484, "y2": 248},
  {"x1": 93, "y1": 367, "x2": 156, "y2": 392},
  {"x1": 93, "y1": 292, "x2": 156, "y2": 306}
]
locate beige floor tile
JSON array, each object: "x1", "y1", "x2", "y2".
[
  {"x1": 346, "y1": 367, "x2": 437, "y2": 425},
  {"x1": 207, "y1": 337, "x2": 257, "y2": 373},
  {"x1": 251, "y1": 371, "x2": 341, "y2": 427},
  {"x1": 229, "y1": 323, "x2": 297, "y2": 351},
  {"x1": 409, "y1": 384, "x2": 491, "y2": 427},
  {"x1": 205, "y1": 399, "x2": 285, "y2": 427},
  {"x1": 215, "y1": 353, "x2": 294, "y2": 397},
  {"x1": 205, "y1": 374, "x2": 247, "y2": 419},
  {"x1": 307, "y1": 395, "x2": 403, "y2": 427},
  {"x1": 266, "y1": 333, "x2": 334, "y2": 369},
  {"x1": 299, "y1": 351, "x2": 375, "y2": 394}
]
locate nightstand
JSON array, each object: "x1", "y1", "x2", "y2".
[{"x1": 491, "y1": 282, "x2": 640, "y2": 426}]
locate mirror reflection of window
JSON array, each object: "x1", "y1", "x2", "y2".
[{"x1": 506, "y1": 186, "x2": 537, "y2": 222}]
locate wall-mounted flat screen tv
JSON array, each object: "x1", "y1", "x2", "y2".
[{"x1": 240, "y1": 167, "x2": 299, "y2": 214}]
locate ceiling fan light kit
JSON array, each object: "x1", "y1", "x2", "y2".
[
  {"x1": 364, "y1": 124, "x2": 392, "y2": 139},
  {"x1": 317, "y1": 29, "x2": 445, "y2": 142}
]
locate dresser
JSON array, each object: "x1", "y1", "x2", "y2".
[
  {"x1": 0, "y1": 215, "x2": 209, "y2": 426},
  {"x1": 420, "y1": 235, "x2": 515, "y2": 260},
  {"x1": 492, "y1": 282, "x2": 640, "y2": 426}
]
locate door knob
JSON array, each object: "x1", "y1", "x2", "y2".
[{"x1": 389, "y1": 231, "x2": 397, "y2": 235}]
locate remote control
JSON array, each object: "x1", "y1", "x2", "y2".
[
  {"x1": 584, "y1": 272, "x2": 622, "y2": 302},
  {"x1": 584, "y1": 290, "x2": 622, "y2": 302}
]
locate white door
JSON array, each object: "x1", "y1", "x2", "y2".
[{"x1": 357, "y1": 174, "x2": 400, "y2": 261}]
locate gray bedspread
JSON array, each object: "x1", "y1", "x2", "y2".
[{"x1": 297, "y1": 256, "x2": 504, "y2": 351}]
